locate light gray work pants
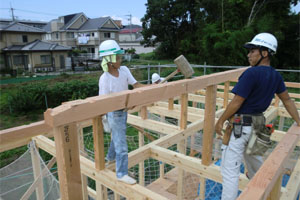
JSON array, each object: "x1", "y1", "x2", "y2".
[{"x1": 221, "y1": 126, "x2": 263, "y2": 200}]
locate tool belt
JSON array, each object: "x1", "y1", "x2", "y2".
[
  {"x1": 222, "y1": 114, "x2": 257, "y2": 145},
  {"x1": 246, "y1": 114, "x2": 273, "y2": 156},
  {"x1": 222, "y1": 113, "x2": 273, "y2": 156}
]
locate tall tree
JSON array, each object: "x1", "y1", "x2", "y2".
[{"x1": 141, "y1": 0, "x2": 299, "y2": 69}]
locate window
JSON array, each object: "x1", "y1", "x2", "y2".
[
  {"x1": 67, "y1": 32, "x2": 74, "y2": 38},
  {"x1": 104, "y1": 32, "x2": 111, "y2": 38},
  {"x1": 81, "y1": 17, "x2": 83, "y2": 22},
  {"x1": 22, "y1": 35, "x2": 28, "y2": 43},
  {"x1": 111, "y1": 32, "x2": 115, "y2": 39},
  {"x1": 41, "y1": 55, "x2": 51, "y2": 64},
  {"x1": 13, "y1": 55, "x2": 24, "y2": 65},
  {"x1": 56, "y1": 33, "x2": 59, "y2": 39},
  {"x1": 91, "y1": 32, "x2": 94, "y2": 37}
]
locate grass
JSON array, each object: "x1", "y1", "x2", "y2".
[{"x1": 0, "y1": 75, "x2": 59, "y2": 85}]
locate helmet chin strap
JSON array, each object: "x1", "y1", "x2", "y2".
[{"x1": 254, "y1": 48, "x2": 266, "y2": 66}]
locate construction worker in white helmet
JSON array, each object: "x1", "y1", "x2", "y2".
[
  {"x1": 151, "y1": 73, "x2": 166, "y2": 84},
  {"x1": 98, "y1": 40, "x2": 145, "y2": 185},
  {"x1": 215, "y1": 33, "x2": 300, "y2": 200}
]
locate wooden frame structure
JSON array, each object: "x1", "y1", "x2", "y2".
[{"x1": 1, "y1": 67, "x2": 299, "y2": 200}]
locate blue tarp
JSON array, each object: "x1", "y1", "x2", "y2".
[{"x1": 196, "y1": 159, "x2": 299, "y2": 200}]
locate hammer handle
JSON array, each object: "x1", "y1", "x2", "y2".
[{"x1": 160, "y1": 69, "x2": 179, "y2": 83}]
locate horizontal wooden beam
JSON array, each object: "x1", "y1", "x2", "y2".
[
  {"x1": 237, "y1": 125, "x2": 300, "y2": 200},
  {"x1": 188, "y1": 93, "x2": 224, "y2": 107},
  {"x1": 127, "y1": 114, "x2": 179, "y2": 135},
  {"x1": 44, "y1": 68, "x2": 247, "y2": 127},
  {"x1": 0, "y1": 121, "x2": 51, "y2": 145},
  {"x1": 147, "y1": 105, "x2": 202, "y2": 122},
  {"x1": 278, "y1": 107, "x2": 300, "y2": 118},
  {"x1": 155, "y1": 101, "x2": 205, "y2": 115},
  {"x1": 150, "y1": 145, "x2": 249, "y2": 190},
  {"x1": 33, "y1": 135, "x2": 168, "y2": 200}
]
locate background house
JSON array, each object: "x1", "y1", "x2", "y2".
[
  {"x1": 2, "y1": 39, "x2": 71, "y2": 72},
  {"x1": 119, "y1": 24, "x2": 156, "y2": 54},
  {"x1": 42, "y1": 13, "x2": 121, "y2": 55},
  {"x1": 2, "y1": 40, "x2": 71, "y2": 72}
]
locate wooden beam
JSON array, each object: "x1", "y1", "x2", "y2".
[
  {"x1": 44, "y1": 68, "x2": 247, "y2": 127},
  {"x1": 278, "y1": 107, "x2": 300, "y2": 118},
  {"x1": 280, "y1": 158, "x2": 300, "y2": 200},
  {"x1": 0, "y1": 120, "x2": 51, "y2": 145},
  {"x1": 92, "y1": 116, "x2": 107, "y2": 200},
  {"x1": 202, "y1": 85, "x2": 217, "y2": 166},
  {"x1": 150, "y1": 145, "x2": 249, "y2": 190},
  {"x1": 127, "y1": 114, "x2": 179, "y2": 135},
  {"x1": 188, "y1": 94, "x2": 223, "y2": 107},
  {"x1": 93, "y1": 116, "x2": 105, "y2": 170},
  {"x1": 138, "y1": 109, "x2": 146, "y2": 186},
  {"x1": 266, "y1": 173, "x2": 282, "y2": 200},
  {"x1": 168, "y1": 98, "x2": 174, "y2": 110},
  {"x1": 237, "y1": 125, "x2": 300, "y2": 200},
  {"x1": 148, "y1": 105, "x2": 202, "y2": 122},
  {"x1": 34, "y1": 135, "x2": 169, "y2": 200},
  {"x1": 53, "y1": 123, "x2": 83, "y2": 200},
  {"x1": 223, "y1": 81, "x2": 230, "y2": 108}
]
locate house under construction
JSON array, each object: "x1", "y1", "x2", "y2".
[{"x1": 0, "y1": 67, "x2": 299, "y2": 200}]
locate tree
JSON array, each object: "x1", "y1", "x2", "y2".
[{"x1": 141, "y1": 0, "x2": 299, "y2": 69}]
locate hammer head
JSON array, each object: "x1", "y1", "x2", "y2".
[{"x1": 174, "y1": 55, "x2": 194, "y2": 78}]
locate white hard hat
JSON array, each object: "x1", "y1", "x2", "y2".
[
  {"x1": 244, "y1": 33, "x2": 277, "y2": 53},
  {"x1": 152, "y1": 73, "x2": 161, "y2": 84},
  {"x1": 99, "y1": 40, "x2": 124, "y2": 57}
]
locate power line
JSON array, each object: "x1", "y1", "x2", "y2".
[{"x1": 0, "y1": 7, "x2": 60, "y2": 16}]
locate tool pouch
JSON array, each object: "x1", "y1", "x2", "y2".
[
  {"x1": 102, "y1": 115, "x2": 111, "y2": 133},
  {"x1": 246, "y1": 115, "x2": 272, "y2": 156},
  {"x1": 223, "y1": 119, "x2": 233, "y2": 145},
  {"x1": 233, "y1": 116, "x2": 243, "y2": 138}
]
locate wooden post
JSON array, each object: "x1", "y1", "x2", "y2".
[
  {"x1": 53, "y1": 123, "x2": 83, "y2": 200},
  {"x1": 168, "y1": 98, "x2": 174, "y2": 110},
  {"x1": 223, "y1": 81, "x2": 230, "y2": 109},
  {"x1": 202, "y1": 85, "x2": 217, "y2": 165},
  {"x1": 139, "y1": 106, "x2": 147, "y2": 186},
  {"x1": 77, "y1": 124, "x2": 89, "y2": 200},
  {"x1": 278, "y1": 117, "x2": 285, "y2": 131},
  {"x1": 93, "y1": 116, "x2": 105, "y2": 170},
  {"x1": 160, "y1": 114, "x2": 165, "y2": 178},
  {"x1": 30, "y1": 143, "x2": 44, "y2": 200},
  {"x1": 199, "y1": 177, "x2": 205, "y2": 200},
  {"x1": 267, "y1": 173, "x2": 283, "y2": 200},
  {"x1": 92, "y1": 116, "x2": 107, "y2": 200},
  {"x1": 177, "y1": 93, "x2": 188, "y2": 199}
]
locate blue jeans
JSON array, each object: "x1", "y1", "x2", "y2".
[{"x1": 106, "y1": 110, "x2": 128, "y2": 178}]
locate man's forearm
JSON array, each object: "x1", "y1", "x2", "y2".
[{"x1": 282, "y1": 99, "x2": 300, "y2": 126}]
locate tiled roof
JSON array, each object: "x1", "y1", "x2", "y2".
[
  {"x1": 2, "y1": 40, "x2": 71, "y2": 51},
  {"x1": 0, "y1": 22, "x2": 45, "y2": 33},
  {"x1": 60, "y1": 13, "x2": 83, "y2": 30},
  {"x1": 79, "y1": 17, "x2": 110, "y2": 30}
]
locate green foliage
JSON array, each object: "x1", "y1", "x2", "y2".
[
  {"x1": 4, "y1": 79, "x2": 98, "y2": 113},
  {"x1": 142, "y1": 0, "x2": 299, "y2": 69}
]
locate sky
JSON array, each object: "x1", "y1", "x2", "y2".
[
  {"x1": 0, "y1": 0, "x2": 148, "y2": 25},
  {"x1": 0, "y1": 0, "x2": 299, "y2": 26}
]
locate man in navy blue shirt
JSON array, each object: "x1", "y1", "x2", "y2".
[{"x1": 215, "y1": 33, "x2": 300, "y2": 200}]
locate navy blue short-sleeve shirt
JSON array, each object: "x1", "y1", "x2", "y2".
[{"x1": 232, "y1": 66, "x2": 286, "y2": 114}]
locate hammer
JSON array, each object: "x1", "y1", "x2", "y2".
[{"x1": 161, "y1": 55, "x2": 194, "y2": 83}]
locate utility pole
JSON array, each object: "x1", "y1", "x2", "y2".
[
  {"x1": 10, "y1": 3, "x2": 15, "y2": 21},
  {"x1": 125, "y1": 14, "x2": 133, "y2": 43}
]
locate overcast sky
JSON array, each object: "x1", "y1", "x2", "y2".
[{"x1": 0, "y1": 0, "x2": 299, "y2": 25}]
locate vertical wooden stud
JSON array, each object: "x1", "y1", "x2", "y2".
[
  {"x1": 202, "y1": 85, "x2": 217, "y2": 166},
  {"x1": 53, "y1": 123, "x2": 83, "y2": 200}
]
